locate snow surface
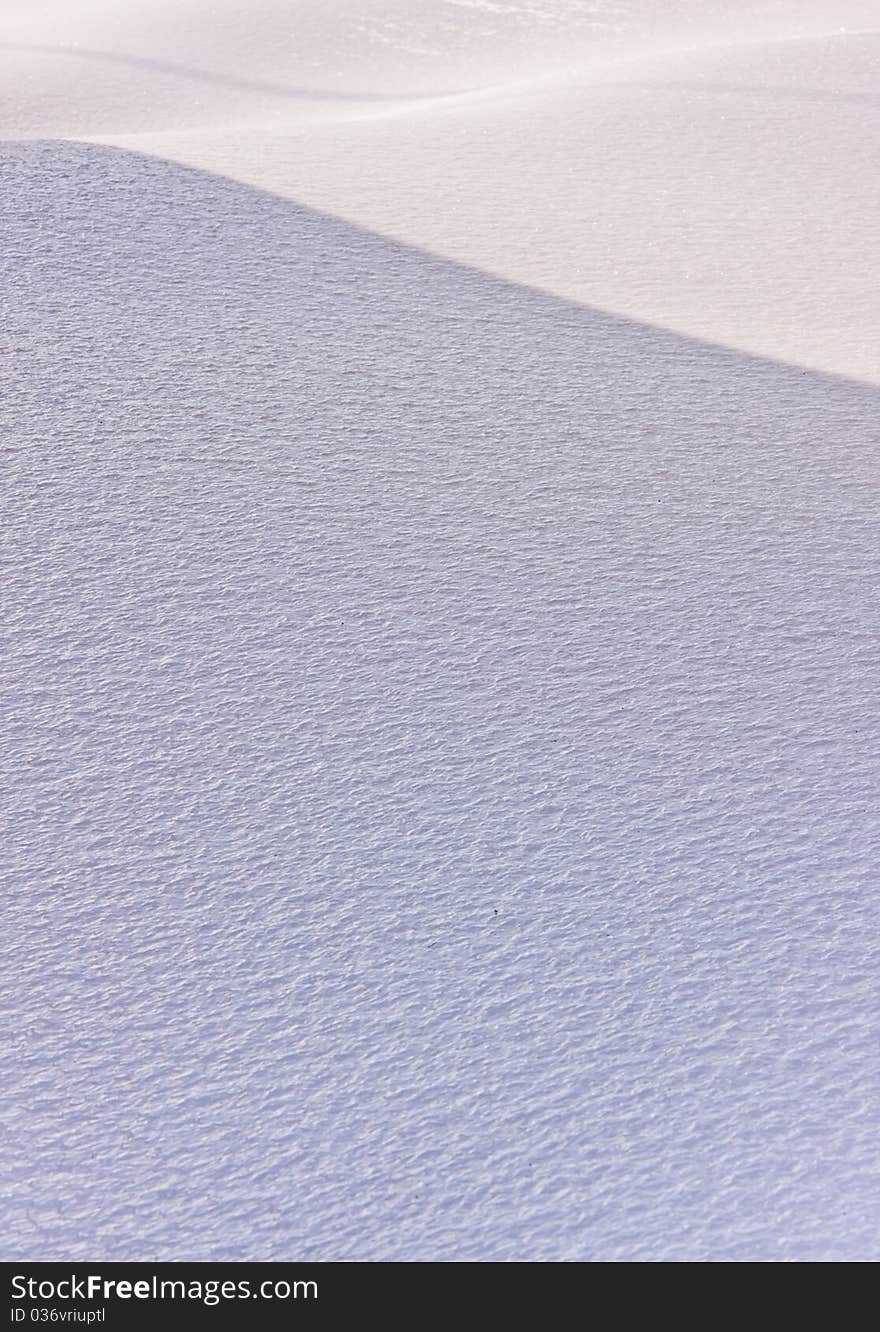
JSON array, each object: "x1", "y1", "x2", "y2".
[{"x1": 2, "y1": 1, "x2": 879, "y2": 1261}]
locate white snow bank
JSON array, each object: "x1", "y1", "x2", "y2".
[{"x1": 2, "y1": 2, "x2": 878, "y2": 1261}]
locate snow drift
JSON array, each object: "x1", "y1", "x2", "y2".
[{"x1": 2, "y1": 1, "x2": 878, "y2": 1261}]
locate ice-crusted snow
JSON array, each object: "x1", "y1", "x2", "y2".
[{"x1": 1, "y1": 1, "x2": 879, "y2": 1262}]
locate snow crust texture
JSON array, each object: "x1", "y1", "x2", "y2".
[{"x1": 2, "y1": 2, "x2": 879, "y2": 1262}]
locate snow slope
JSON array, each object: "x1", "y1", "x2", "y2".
[{"x1": 2, "y1": 2, "x2": 879, "y2": 1261}]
